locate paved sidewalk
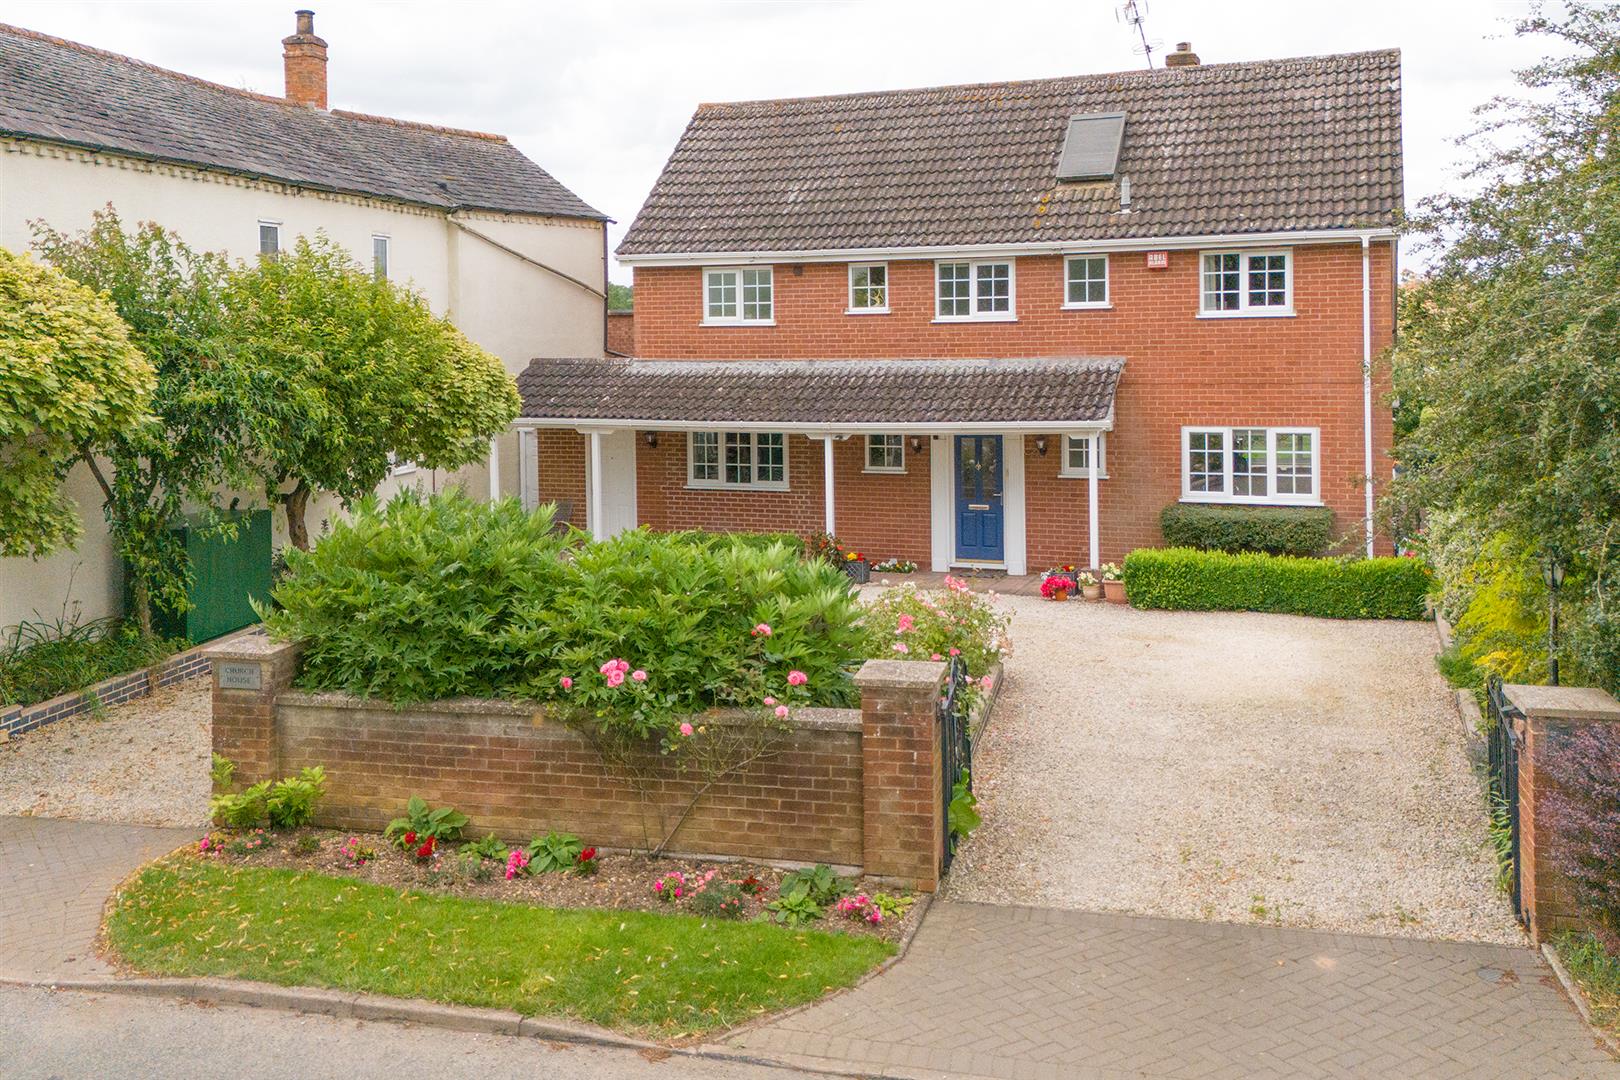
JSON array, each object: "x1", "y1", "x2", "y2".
[
  {"x1": 723, "y1": 901, "x2": 1618, "y2": 1080},
  {"x1": 0, "y1": 815, "x2": 197, "y2": 981}
]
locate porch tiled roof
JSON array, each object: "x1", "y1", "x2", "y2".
[{"x1": 515, "y1": 357, "x2": 1123, "y2": 426}]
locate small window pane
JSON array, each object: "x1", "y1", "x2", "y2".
[
  {"x1": 1066, "y1": 257, "x2": 1107, "y2": 305},
  {"x1": 1247, "y1": 253, "x2": 1288, "y2": 307},
  {"x1": 258, "y1": 223, "x2": 280, "y2": 259},
  {"x1": 724, "y1": 432, "x2": 752, "y2": 485},
  {"x1": 691, "y1": 432, "x2": 720, "y2": 481},
  {"x1": 975, "y1": 262, "x2": 1011, "y2": 313},
  {"x1": 741, "y1": 268, "x2": 773, "y2": 321},
  {"x1": 1202, "y1": 253, "x2": 1240, "y2": 311},
  {"x1": 937, "y1": 263, "x2": 971, "y2": 317},
  {"x1": 1232, "y1": 429, "x2": 1268, "y2": 497},
  {"x1": 1188, "y1": 431, "x2": 1225, "y2": 492},
  {"x1": 1276, "y1": 432, "x2": 1313, "y2": 495},
  {"x1": 707, "y1": 271, "x2": 738, "y2": 319},
  {"x1": 866, "y1": 434, "x2": 903, "y2": 471},
  {"x1": 756, "y1": 433, "x2": 785, "y2": 483},
  {"x1": 372, "y1": 236, "x2": 389, "y2": 280},
  {"x1": 851, "y1": 264, "x2": 887, "y2": 309}
]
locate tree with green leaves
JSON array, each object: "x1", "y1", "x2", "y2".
[
  {"x1": 0, "y1": 245, "x2": 153, "y2": 560},
  {"x1": 1388, "y1": 2, "x2": 1620, "y2": 693},
  {"x1": 33, "y1": 208, "x2": 245, "y2": 634},
  {"x1": 222, "y1": 234, "x2": 521, "y2": 549}
]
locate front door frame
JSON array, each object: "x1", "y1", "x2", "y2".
[
  {"x1": 953, "y1": 435, "x2": 1006, "y2": 565},
  {"x1": 929, "y1": 433, "x2": 1026, "y2": 575}
]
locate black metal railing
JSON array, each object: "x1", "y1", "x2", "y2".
[
  {"x1": 939, "y1": 655, "x2": 973, "y2": 875},
  {"x1": 1486, "y1": 675, "x2": 1527, "y2": 926}
]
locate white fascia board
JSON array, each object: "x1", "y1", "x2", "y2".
[
  {"x1": 515, "y1": 417, "x2": 1115, "y2": 435},
  {"x1": 615, "y1": 228, "x2": 1398, "y2": 267}
]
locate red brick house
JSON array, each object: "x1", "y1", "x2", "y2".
[{"x1": 517, "y1": 44, "x2": 1402, "y2": 574}]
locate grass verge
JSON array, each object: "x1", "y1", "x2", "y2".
[
  {"x1": 1555, "y1": 933, "x2": 1620, "y2": 1037},
  {"x1": 105, "y1": 856, "x2": 893, "y2": 1036}
]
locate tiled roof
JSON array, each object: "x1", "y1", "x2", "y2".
[
  {"x1": 516, "y1": 357, "x2": 1123, "y2": 426},
  {"x1": 618, "y1": 49, "x2": 1401, "y2": 255},
  {"x1": 0, "y1": 23, "x2": 604, "y2": 220}
]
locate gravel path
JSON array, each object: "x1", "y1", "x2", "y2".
[
  {"x1": 942, "y1": 595, "x2": 1523, "y2": 944},
  {"x1": 0, "y1": 677, "x2": 211, "y2": 827}
]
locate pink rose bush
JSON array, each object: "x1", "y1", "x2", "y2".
[{"x1": 862, "y1": 581, "x2": 1010, "y2": 690}]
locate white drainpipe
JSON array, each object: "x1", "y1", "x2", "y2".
[{"x1": 1361, "y1": 235, "x2": 1375, "y2": 558}]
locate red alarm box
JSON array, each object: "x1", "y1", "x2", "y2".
[{"x1": 1145, "y1": 251, "x2": 1169, "y2": 269}]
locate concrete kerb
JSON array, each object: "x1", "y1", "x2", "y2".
[{"x1": 1541, "y1": 942, "x2": 1620, "y2": 1059}]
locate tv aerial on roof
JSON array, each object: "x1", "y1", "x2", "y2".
[{"x1": 1116, "y1": 0, "x2": 1160, "y2": 69}]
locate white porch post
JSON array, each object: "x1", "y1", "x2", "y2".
[
  {"x1": 1088, "y1": 436, "x2": 1100, "y2": 571},
  {"x1": 587, "y1": 430, "x2": 605, "y2": 540},
  {"x1": 517, "y1": 428, "x2": 538, "y2": 511},
  {"x1": 487, "y1": 435, "x2": 501, "y2": 502},
  {"x1": 822, "y1": 435, "x2": 836, "y2": 535}
]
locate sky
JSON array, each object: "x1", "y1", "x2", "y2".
[{"x1": 0, "y1": 0, "x2": 1557, "y2": 282}]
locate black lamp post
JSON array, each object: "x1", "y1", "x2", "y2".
[{"x1": 1544, "y1": 557, "x2": 1565, "y2": 686}]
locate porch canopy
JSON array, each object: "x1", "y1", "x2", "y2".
[{"x1": 514, "y1": 356, "x2": 1124, "y2": 571}]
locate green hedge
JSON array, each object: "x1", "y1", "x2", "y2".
[
  {"x1": 1159, "y1": 504, "x2": 1334, "y2": 557},
  {"x1": 1122, "y1": 547, "x2": 1431, "y2": 620}
]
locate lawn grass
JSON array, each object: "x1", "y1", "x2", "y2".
[
  {"x1": 105, "y1": 856, "x2": 894, "y2": 1036},
  {"x1": 1555, "y1": 932, "x2": 1620, "y2": 1037}
]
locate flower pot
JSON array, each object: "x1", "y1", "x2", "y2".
[
  {"x1": 1051, "y1": 590, "x2": 1069, "y2": 602},
  {"x1": 1102, "y1": 579, "x2": 1127, "y2": 604},
  {"x1": 843, "y1": 559, "x2": 871, "y2": 584},
  {"x1": 1082, "y1": 583, "x2": 1103, "y2": 601}
]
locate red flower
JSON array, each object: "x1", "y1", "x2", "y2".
[
  {"x1": 403, "y1": 831, "x2": 417, "y2": 846},
  {"x1": 415, "y1": 838, "x2": 436, "y2": 859},
  {"x1": 578, "y1": 847, "x2": 597, "y2": 862}
]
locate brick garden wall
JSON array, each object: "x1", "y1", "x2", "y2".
[{"x1": 626, "y1": 243, "x2": 1396, "y2": 558}]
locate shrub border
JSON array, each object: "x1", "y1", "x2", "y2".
[{"x1": 0, "y1": 629, "x2": 250, "y2": 739}]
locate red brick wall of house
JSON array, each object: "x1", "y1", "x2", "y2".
[
  {"x1": 626, "y1": 243, "x2": 1397, "y2": 559},
  {"x1": 606, "y1": 311, "x2": 635, "y2": 355},
  {"x1": 536, "y1": 430, "x2": 588, "y2": 530}
]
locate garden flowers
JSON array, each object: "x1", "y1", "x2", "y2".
[
  {"x1": 679, "y1": 722, "x2": 694, "y2": 737},
  {"x1": 559, "y1": 676, "x2": 572, "y2": 690},
  {"x1": 599, "y1": 658, "x2": 631, "y2": 687},
  {"x1": 505, "y1": 847, "x2": 529, "y2": 879},
  {"x1": 751, "y1": 623, "x2": 773, "y2": 637},
  {"x1": 787, "y1": 670, "x2": 807, "y2": 686}
]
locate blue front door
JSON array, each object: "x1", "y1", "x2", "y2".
[{"x1": 954, "y1": 435, "x2": 1005, "y2": 563}]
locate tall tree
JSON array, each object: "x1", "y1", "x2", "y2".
[
  {"x1": 0, "y1": 246, "x2": 152, "y2": 560},
  {"x1": 222, "y1": 234, "x2": 520, "y2": 548},
  {"x1": 33, "y1": 208, "x2": 244, "y2": 634},
  {"x1": 1389, "y1": 2, "x2": 1620, "y2": 691}
]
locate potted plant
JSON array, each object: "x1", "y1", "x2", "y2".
[
  {"x1": 1040, "y1": 574, "x2": 1077, "y2": 601},
  {"x1": 1099, "y1": 562, "x2": 1126, "y2": 604},
  {"x1": 1077, "y1": 571, "x2": 1102, "y2": 601},
  {"x1": 844, "y1": 550, "x2": 871, "y2": 584}
]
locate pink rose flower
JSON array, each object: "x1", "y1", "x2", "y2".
[
  {"x1": 606, "y1": 671, "x2": 625, "y2": 688},
  {"x1": 632, "y1": 669, "x2": 647, "y2": 682},
  {"x1": 763, "y1": 696, "x2": 776, "y2": 706},
  {"x1": 775, "y1": 705, "x2": 790, "y2": 718},
  {"x1": 896, "y1": 614, "x2": 915, "y2": 633},
  {"x1": 559, "y1": 676, "x2": 572, "y2": 690},
  {"x1": 787, "y1": 670, "x2": 807, "y2": 686},
  {"x1": 949, "y1": 647, "x2": 961, "y2": 657},
  {"x1": 752, "y1": 623, "x2": 773, "y2": 637},
  {"x1": 931, "y1": 653, "x2": 942, "y2": 661},
  {"x1": 679, "y1": 722, "x2": 694, "y2": 737},
  {"x1": 893, "y1": 642, "x2": 909, "y2": 654}
]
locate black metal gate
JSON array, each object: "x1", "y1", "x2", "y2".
[
  {"x1": 939, "y1": 656, "x2": 972, "y2": 874},
  {"x1": 1486, "y1": 676, "x2": 1527, "y2": 926}
]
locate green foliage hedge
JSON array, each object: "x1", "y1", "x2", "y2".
[
  {"x1": 1159, "y1": 504, "x2": 1334, "y2": 557},
  {"x1": 1123, "y1": 548, "x2": 1431, "y2": 620},
  {"x1": 263, "y1": 492, "x2": 862, "y2": 727},
  {"x1": 1, "y1": 618, "x2": 185, "y2": 707}
]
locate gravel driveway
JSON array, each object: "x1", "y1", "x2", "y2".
[
  {"x1": 0, "y1": 677, "x2": 211, "y2": 827},
  {"x1": 943, "y1": 595, "x2": 1522, "y2": 944}
]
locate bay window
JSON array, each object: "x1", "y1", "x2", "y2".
[{"x1": 1181, "y1": 426, "x2": 1318, "y2": 504}]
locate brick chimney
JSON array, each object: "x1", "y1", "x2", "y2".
[
  {"x1": 282, "y1": 9, "x2": 328, "y2": 109},
  {"x1": 1164, "y1": 41, "x2": 1201, "y2": 68}
]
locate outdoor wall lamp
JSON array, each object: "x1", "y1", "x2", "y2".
[
  {"x1": 1034, "y1": 435, "x2": 1049, "y2": 456},
  {"x1": 909, "y1": 436, "x2": 924, "y2": 455},
  {"x1": 1544, "y1": 556, "x2": 1566, "y2": 685},
  {"x1": 644, "y1": 431, "x2": 658, "y2": 449}
]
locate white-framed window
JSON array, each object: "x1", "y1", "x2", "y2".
[
  {"x1": 1057, "y1": 434, "x2": 1108, "y2": 478},
  {"x1": 386, "y1": 451, "x2": 417, "y2": 476},
  {"x1": 1200, "y1": 250, "x2": 1292, "y2": 316},
  {"x1": 1180, "y1": 426, "x2": 1319, "y2": 504},
  {"x1": 1064, "y1": 255, "x2": 1109, "y2": 308},
  {"x1": 848, "y1": 263, "x2": 888, "y2": 313},
  {"x1": 934, "y1": 259, "x2": 1015, "y2": 321},
  {"x1": 703, "y1": 267, "x2": 774, "y2": 324},
  {"x1": 258, "y1": 221, "x2": 281, "y2": 259},
  {"x1": 688, "y1": 431, "x2": 788, "y2": 489},
  {"x1": 372, "y1": 234, "x2": 390, "y2": 280},
  {"x1": 864, "y1": 434, "x2": 905, "y2": 473}
]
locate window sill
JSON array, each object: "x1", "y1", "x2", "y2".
[
  {"x1": 1061, "y1": 302, "x2": 1113, "y2": 311},
  {"x1": 1178, "y1": 495, "x2": 1323, "y2": 507},
  {"x1": 700, "y1": 319, "x2": 777, "y2": 328},
  {"x1": 932, "y1": 315, "x2": 1018, "y2": 325},
  {"x1": 845, "y1": 307, "x2": 890, "y2": 316},
  {"x1": 1057, "y1": 471, "x2": 1110, "y2": 480},
  {"x1": 863, "y1": 467, "x2": 907, "y2": 475},
  {"x1": 686, "y1": 481, "x2": 790, "y2": 493},
  {"x1": 1195, "y1": 309, "x2": 1296, "y2": 320}
]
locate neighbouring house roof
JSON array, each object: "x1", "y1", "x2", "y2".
[
  {"x1": 0, "y1": 23, "x2": 605, "y2": 220},
  {"x1": 516, "y1": 356, "x2": 1124, "y2": 427},
  {"x1": 618, "y1": 49, "x2": 1401, "y2": 256}
]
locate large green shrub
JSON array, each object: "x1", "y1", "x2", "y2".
[
  {"x1": 263, "y1": 493, "x2": 862, "y2": 728},
  {"x1": 1122, "y1": 548, "x2": 1430, "y2": 620},
  {"x1": 1159, "y1": 504, "x2": 1334, "y2": 557}
]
